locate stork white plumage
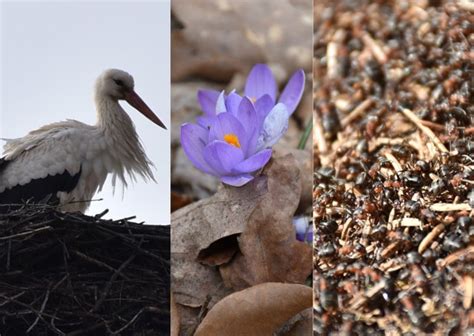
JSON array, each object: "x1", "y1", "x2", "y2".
[{"x1": 0, "y1": 69, "x2": 166, "y2": 213}]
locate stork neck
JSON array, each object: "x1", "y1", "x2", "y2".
[{"x1": 95, "y1": 96, "x2": 134, "y2": 132}]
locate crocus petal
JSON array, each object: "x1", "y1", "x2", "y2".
[
  {"x1": 221, "y1": 174, "x2": 254, "y2": 187},
  {"x1": 236, "y1": 97, "x2": 260, "y2": 156},
  {"x1": 236, "y1": 97, "x2": 258, "y2": 133},
  {"x1": 197, "y1": 115, "x2": 216, "y2": 129},
  {"x1": 256, "y1": 103, "x2": 289, "y2": 151},
  {"x1": 233, "y1": 149, "x2": 272, "y2": 174},
  {"x1": 255, "y1": 94, "x2": 274, "y2": 124},
  {"x1": 278, "y1": 69, "x2": 305, "y2": 115},
  {"x1": 181, "y1": 123, "x2": 217, "y2": 175},
  {"x1": 293, "y1": 216, "x2": 313, "y2": 242},
  {"x1": 244, "y1": 64, "x2": 277, "y2": 103},
  {"x1": 225, "y1": 92, "x2": 242, "y2": 116},
  {"x1": 203, "y1": 140, "x2": 244, "y2": 175},
  {"x1": 296, "y1": 227, "x2": 313, "y2": 243},
  {"x1": 197, "y1": 89, "x2": 220, "y2": 116},
  {"x1": 208, "y1": 112, "x2": 249, "y2": 154},
  {"x1": 216, "y1": 90, "x2": 227, "y2": 114}
]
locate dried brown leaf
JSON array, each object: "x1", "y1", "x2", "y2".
[
  {"x1": 196, "y1": 234, "x2": 239, "y2": 266},
  {"x1": 171, "y1": 154, "x2": 311, "y2": 333},
  {"x1": 219, "y1": 155, "x2": 312, "y2": 290},
  {"x1": 194, "y1": 283, "x2": 312, "y2": 336},
  {"x1": 171, "y1": 254, "x2": 230, "y2": 308}
]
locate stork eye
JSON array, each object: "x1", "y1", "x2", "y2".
[{"x1": 114, "y1": 79, "x2": 124, "y2": 86}]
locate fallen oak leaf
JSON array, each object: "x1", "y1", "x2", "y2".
[
  {"x1": 194, "y1": 282, "x2": 312, "y2": 336},
  {"x1": 219, "y1": 155, "x2": 312, "y2": 290},
  {"x1": 276, "y1": 307, "x2": 312, "y2": 336},
  {"x1": 273, "y1": 148, "x2": 312, "y2": 213},
  {"x1": 171, "y1": 254, "x2": 231, "y2": 308},
  {"x1": 172, "y1": 175, "x2": 268, "y2": 259},
  {"x1": 197, "y1": 233, "x2": 240, "y2": 266},
  {"x1": 171, "y1": 154, "x2": 311, "y2": 332}
]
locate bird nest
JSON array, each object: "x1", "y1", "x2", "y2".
[{"x1": 0, "y1": 205, "x2": 170, "y2": 335}]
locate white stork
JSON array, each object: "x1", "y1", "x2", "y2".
[{"x1": 0, "y1": 69, "x2": 166, "y2": 213}]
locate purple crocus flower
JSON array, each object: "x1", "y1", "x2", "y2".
[
  {"x1": 293, "y1": 216, "x2": 313, "y2": 243},
  {"x1": 181, "y1": 64, "x2": 305, "y2": 187}
]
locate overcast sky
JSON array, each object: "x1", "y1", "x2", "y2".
[{"x1": 0, "y1": 0, "x2": 170, "y2": 224}]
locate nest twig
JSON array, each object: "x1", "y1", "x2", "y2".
[{"x1": 0, "y1": 204, "x2": 170, "y2": 335}]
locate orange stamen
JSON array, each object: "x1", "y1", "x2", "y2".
[{"x1": 224, "y1": 133, "x2": 241, "y2": 148}]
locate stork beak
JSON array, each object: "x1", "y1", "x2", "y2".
[{"x1": 124, "y1": 90, "x2": 167, "y2": 130}]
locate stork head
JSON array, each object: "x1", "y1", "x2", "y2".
[{"x1": 95, "y1": 69, "x2": 167, "y2": 129}]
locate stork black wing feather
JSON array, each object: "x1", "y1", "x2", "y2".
[
  {"x1": 0, "y1": 160, "x2": 81, "y2": 212},
  {"x1": 0, "y1": 157, "x2": 9, "y2": 172}
]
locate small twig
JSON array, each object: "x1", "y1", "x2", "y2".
[
  {"x1": 341, "y1": 98, "x2": 374, "y2": 127},
  {"x1": 349, "y1": 280, "x2": 387, "y2": 310},
  {"x1": 327, "y1": 41, "x2": 339, "y2": 79},
  {"x1": 313, "y1": 111, "x2": 328, "y2": 153},
  {"x1": 438, "y1": 246, "x2": 474, "y2": 268},
  {"x1": 458, "y1": 0, "x2": 474, "y2": 12},
  {"x1": 399, "y1": 107, "x2": 448, "y2": 153},
  {"x1": 418, "y1": 223, "x2": 446, "y2": 254},
  {"x1": 400, "y1": 217, "x2": 423, "y2": 228},
  {"x1": 94, "y1": 209, "x2": 109, "y2": 219},
  {"x1": 91, "y1": 252, "x2": 137, "y2": 313},
  {"x1": 384, "y1": 153, "x2": 403, "y2": 173},
  {"x1": 463, "y1": 275, "x2": 473, "y2": 309},
  {"x1": 0, "y1": 226, "x2": 52, "y2": 240},
  {"x1": 0, "y1": 293, "x2": 57, "y2": 334},
  {"x1": 27, "y1": 288, "x2": 50, "y2": 333},
  {"x1": 72, "y1": 250, "x2": 131, "y2": 280},
  {"x1": 341, "y1": 218, "x2": 353, "y2": 241},
  {"x1": 0, "y1": 291, "x2": 26, "y2": 308},
  {"x1": 419, "y1": 119, "x2": 446, "y2": 132},
  {"x1": 361, "y1": 32, "x2": 387, "y2": 64},
  {"x1": 110, "y1": 306, "x2": 164, "y2": 335},
  {"x1": 429, "y1": 203, "x2": 472, "y2": 212}
]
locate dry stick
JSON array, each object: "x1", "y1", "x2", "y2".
[
  {"x1": 72, "y1": 250, "x2": 131, "y2": 281},
  {"x1": 50, "y1": 311, "x2": 67, "y2": 336},
  {"x1": 327, "y1": 41, "x2": 339, "y2": 79},
  {"x1": 399, "y1": 107, "x2": 449, "y2": 153},
  {"x1": 465, "y1": 127, "x2": 474, "y2": 135},
  {"x1": 463, "y1": 275, "x2": 473, "y2": 310},
  {"x1": 110, "y1": 306, "x2": 165, "y2": 335},
  {"x1": 384, "y1": 153, "x2": 403, "y2": 173},
  {"x1": 0, "y1": 291, "x2": 26, "y2": 308},
  {"x1": 0, "y1": 226, "x2": 52, "y2": 240},
  {"x1": 341, "y1": 218, "x2": 353, "y2": 241},
  {"x1": 27, "y1": 288, "x2": 50, "y2": 334},
  {"x1": 401, "y1": 217, "x2": 423, "y2": 228},
  {"x1": 349, "y1": 280, "x2": 387, "y2": 310},
  {"x1": 0, "y1": 293, "x2": 58, "y2": 334},
  {"x1": 418, "y1": 223, "x2": 446, "y2": 254},
  {"x1": 429, "y1": 203, "x2": 472, "y2": 212},
  {"x1": 94, "y1": 209, "x2": 109, "y2": 219},
  {"x1": 458, "y1": 0, "x2": 474, "y2": 12},
  {"x1": 361, "y1": 32, "x2": 387, "y2": 64},
  {"x1": 91, "y1": 252, "x2": 137, "y2": 313},
  {"x1": 313, "y1": 111, "x2": 328, "y2": 153},
  {"x1": 438, "y1": 245, "x2": 474, "y2": 268},
  {"x1": 341, "y1": 98, "x2": 374, "y2": 127},
  {"x1": 6, "y1": 239, "x2": 11, "y2": 271},
  {"x1": 419, "y1": 119, "x2": 446, "y2": 131}
]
